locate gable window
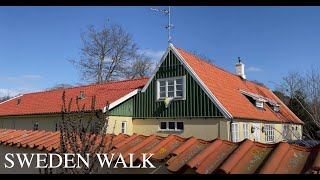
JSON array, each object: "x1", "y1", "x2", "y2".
[
  {"x1": 231, "y1": 123, "x2": 240, "y2": 142},
  {"x1": 265, "y1": 124, "x2": 275, "y2": 143},
  {"x1": 159, "y1": 121, "x2": 184, "y2": 131},
  {"x1": 157, "y1": 76, "x2": 186, "y2": 100},
  {"x1": 33, "y1": 123, "x2": 39, "y2": 131},
  {"x1": 243, "y1": 123, "x2": 249, "y2": 139}
]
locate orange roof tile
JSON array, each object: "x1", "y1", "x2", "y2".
[
  {"x1": 0, "y1": 78, "x2": 148, "y2": 116},
  {"x1": 175, "y1": 47, "x2": 303, "y2": 124},
  {"x1": 0, "y1": 128, "x2": 319, "y2": 174}
]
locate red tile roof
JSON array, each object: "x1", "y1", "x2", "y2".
[
  {"x1": 0, "y1": 129, "x2": 319, "y2": 174},
  {"x1": 0, "y1": 78, "x2": 148, "y2": 116},
  {"x1": 175, "y1": 47, "x2": 303, "y2": 124}
]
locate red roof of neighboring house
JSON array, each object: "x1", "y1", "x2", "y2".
[
  {"x1": 175, "y1": 47, "x2": 303, "y2": 124},
  {"x1": 0, "y1": 78, "x2": 148, "y2": 116},
  {"x1": 0, "y1": 129, "x2": 319, "y2": 174}
]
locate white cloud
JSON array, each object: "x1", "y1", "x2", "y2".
[
  {"x1": 139, "y1": 49, "x2": 165, "y2": 61},
  {"x1": 0, "y1": 75, "x2": 42, "y2": 81},
  {"x1": 21, "y1": 75, "x2": 42, "y2": 80},
  {"x1": 0, "y1": 88, "x2": 20, "y2": 97},
  {"x1": 247, "y1": 66, "x2": 263, "y2": 72}
]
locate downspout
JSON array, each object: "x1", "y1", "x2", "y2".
[{"x1": 229, "y1": 118, "x2": 234, "y2": 142}]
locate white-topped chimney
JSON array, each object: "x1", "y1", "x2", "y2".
[{"x1": 235, "y1": 57, "x2": 246, "y2": 80}]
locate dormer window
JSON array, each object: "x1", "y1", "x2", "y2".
[
  {"x1": 17, "y1": 98, "x2": 21, "y2": 106},
  {"x1": 266, "y1": 100, "x2": 280, "y2": 112},
  {"x1": 79, "y1": 90, "x2": 84, "y2": 99},
  {"x1": 255, "y1": 100, "x2": 264, "y2": 109}
]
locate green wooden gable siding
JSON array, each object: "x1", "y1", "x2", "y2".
[
  {"x1": 133, "y1": 50, "x2": 223, "y2": 118},
  {"x1": 110, "y1": 98, "x2": 133, "y2": 116}
]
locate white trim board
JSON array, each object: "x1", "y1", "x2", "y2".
[
  {"x1": 103, "y1": 89, "x2": 139, "y2": 113},
  {"x1": 0, "y1": 94, "x2": 23, "y2": 105},
  {"x1": 140, "y1": 43, "x2": 233, "y2": 119}
]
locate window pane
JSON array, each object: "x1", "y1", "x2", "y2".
[
  {"x1": 160, "y1": 122, "x2": 167, "y2": 129},
  {"x1": 176, "y1": 91, "x2": 183, "y2": 97},
  {"x1": 168, "y1": 86, "x2": 174, "y2": 91},
  {"x1": 168, "y1": 92, "x2": 174, "y2": 97},
  {"x1": 176, "y1": 78, "x2": 183, "y2": 85},
  {"x1": 177, "y1": 122, "x2": 184, "y2": 130},
  {"x1": 160, "y1": 81, "x2": 166, "y2": 86},
  {"x1": 160, "y1": 92, "x2": 166, "y2": 98},
  {"x1": 168, "y1": 80, "x2": 174, "y2": 85},
  {"x1": 160, "y1": 87, "x2": 166, "y2": 92},
  {"x1": 168, "y1": 122, "x2": 175, "y2": 129},
  {"x1": 176, "y1": 85, "x2": 182, "y2": 91}
]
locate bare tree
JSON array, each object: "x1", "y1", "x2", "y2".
[
  {"x1": 70, "y1": 22, "x2": 138, "y2": 83},
  {"x1": 41, "y1": 91, "x2": 113, "y2": 174},
  {"x1": 280, "y1": 71, "x2": 304, "y2": 97},
  {"x1": 252, "y1": 80, "x2": 266, "y2": 87},
  {"x1": 0, "y1": 95, "x2": 11, "y2": 103},
  {"x1": 278, "y1": 68, "x2": 320, "y2": 142},
  {"x1": 47, "y1": 84, "x2": 73, "y2": 90},
  {"x1": 189, "y1": 50, "x2": 214, "y2": 64},
  {"x1": 124, "y1": 54, "x2": 153, "y2": 79}
]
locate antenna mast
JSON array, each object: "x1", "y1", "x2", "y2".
[{"x1": 151, "y1": 6, "x2": 174, "y2": 45}]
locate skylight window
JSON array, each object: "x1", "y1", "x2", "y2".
[
  {"x1": 17, "y1": 98, "x2": 21, "y2": 106},
  {"x1": 80, "y1": 90, "x2": 84, "y2": 99}
]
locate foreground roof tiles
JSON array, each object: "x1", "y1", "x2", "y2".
[
  {"x1": 175, "y1": 47, "x2": 303, "y2": 124},
  {"x1": 0, "y1": 129, "x2": 319, "y2": 174},
  {"x1": 0, "y1": 78, "x2": 147, "y2": 116}
]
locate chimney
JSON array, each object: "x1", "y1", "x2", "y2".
[{"x1": 235, "y1": 57, "x2": 246, "y2": 80}]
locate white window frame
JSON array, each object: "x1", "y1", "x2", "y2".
[
  {"x1": 273, "y1": 106, "x2": 279, "y2": 112},
  {"x1": 243, "y1": 123, "x2": 249, "y2": 139},
  {"x1": 156, "y1": 76, "x2": 186, "y2": 101},
  {"x1": 255, "y1": 100, "x2": 264, "y2": 109},
  {"x1": 265, "y1": 124, "x2": 275, "y2": 143},
  {"x1": 159, "y1": 121, "x2": 184, "y2": 132},
  {"x1": 121, "y1": 121, "x2": 127, "y2": 134},
  {"x1": 231, "y1": 123, "x2": 240, "y2": 142}
]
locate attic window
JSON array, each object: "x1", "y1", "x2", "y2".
[
  {"x1": 80, "y1": 91, "x2": 84, "y2": 99},
  {"x1": 17, "y1": 98, "x2": 21, "y2": 106},
  {"x1": 255, "y1": 101, "x2": 264, "y2": 109},
  {"x1": 240, "y1": 90, "x2": 266, "y2": 110},
  {"x1": 266, "y1": 101, "x2": 280, "y2": 112}
]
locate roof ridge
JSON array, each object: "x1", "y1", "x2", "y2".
[
  {"x1": 175, "y1": 46, "x2": 269, "y2": 91},
  {"x1": 21, "y1": 77, "x2": 149, "y2": 96}
]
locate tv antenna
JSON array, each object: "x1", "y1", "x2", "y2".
[{"x1": 151, "y1": 6, "x2": 174, "y2": 44}]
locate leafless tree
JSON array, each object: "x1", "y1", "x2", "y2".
[
  {"x1": 124, "y1": 54, "x2": 154, "y2": 79},
  {"x1": 189, "y1": 50, "x2": 214, "y2": 64},
  {"x1": 41, "y1": 91, "x2": 114, "y2": 174},
  {"x1": 280, "y1": 71, "x2": 304, "y2": 97},
  {"x1": 47, "y1": 84, "x2": 73, "y2": 91},
  {"x1": 277, "y1": 68, "x2": 320, "y2": 142},
  {"x1": 70, "y1": 22, "x2": 138, "y2": 83},
  {"x1": 0, "y1": 95, "x2": 11, "y2": 103}
]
